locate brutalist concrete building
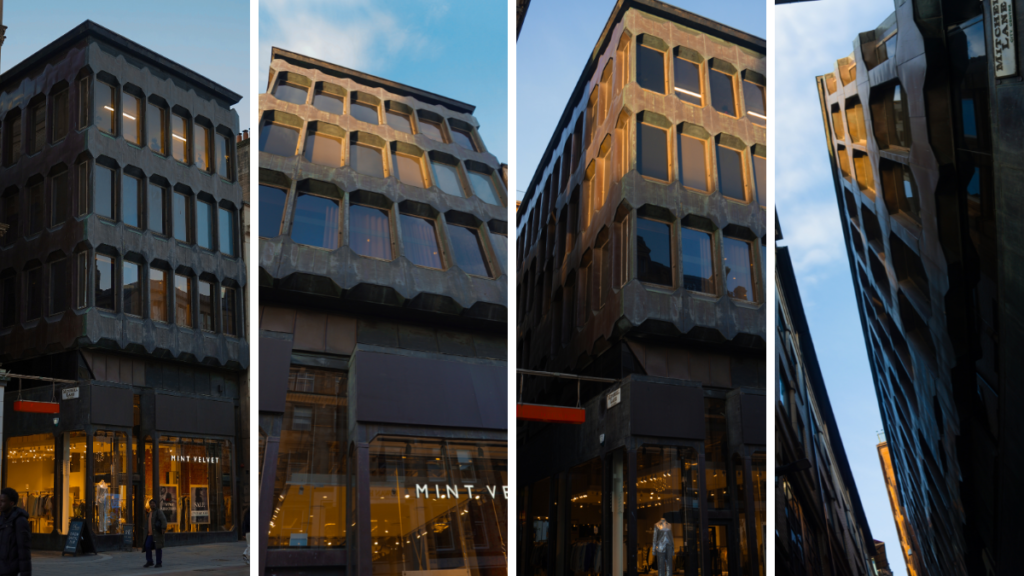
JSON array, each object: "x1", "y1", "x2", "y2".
[
  {"x1": 776, "y1": 220, "x2": 876, "y2": 576},
  {"x1": 0, "y1": 21, "x2": 247, "y2": 549},
  {"x1": 256, "y1": 48, "x2": 508, "y2": 576},
  {"x1": 516, "y1": 1, "x2": 766, "y2": 575},
  {"x1": 816, "y1": 0, "x2": 1024, "y2": 573}
]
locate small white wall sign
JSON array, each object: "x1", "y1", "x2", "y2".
[{"x1": 993, "y1": 0, "x2": 1017, "y2": 78}]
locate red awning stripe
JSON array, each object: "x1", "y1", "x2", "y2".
[{"x1": 516, "y1": 403, "x2": 586, "y2": 424}]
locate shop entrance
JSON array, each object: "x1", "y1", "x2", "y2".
[{"x1": 706, "y1": 521, "x2": 733, "y2": 576}]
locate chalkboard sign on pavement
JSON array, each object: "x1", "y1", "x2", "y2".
[
  {"x1": 122, "y1": 524, "x2": 134, "y2": 551},
  {"x1": 62, "y1": 519, "x2": 97, "y2": 556}
]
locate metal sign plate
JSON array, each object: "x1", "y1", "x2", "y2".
[
  {"x1": 62, "y1": 387, "x2": 80, "y2": 400},
  {"x1": 993, "y1": 0, "x2": 1017, "y2": 78},
  {"x1": 606, "y1": 388, "x2": 622, "y2": 409}
]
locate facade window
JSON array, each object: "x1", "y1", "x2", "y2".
[
  {"x1": 392, "y1": 152, "x2": 426, "y2": 188},
  {"x1": 831, "y1": 105, "x2": 845, "y2": 140},
  {"x1": 585, "y1": 91, "x2": 597, "y2": 150},
  {"x1": 123, "y1": 260, "x2": 142, "y2": 317},
  {"x1": 197, "y1": 200, "x2": 215, "y2": 250},
  {"x1": 221, "y1": 286, "x2": 237, "y2": 336},
  {"x1": 259, "y1": 185, "x2": 287, "y2": 238},
  {"x1": 400, "y1": 214, "x2": 442, "y2": 269},
  {"x1": 303, "y1": 130, "x2": 343, "y2": 167},
  {"x1": 753, "y1": 151, "x2": 767, "y2": 208},
  {"x1": 873, "y1": 82, "x2": 911, "y2": 149},
  {"x1": 3, "y1": 195, "x2": 17, "y2": 247},
  {"x1": 680, "y1": 227, "x2": 714, "y2": 293},
  {"x1": 147, "y1": 101, "x2": 166, "y2": 154},
  {"x1": 78, "y1": 77, "x2": 91, "y2": 130},
  {"x1": 28, "y1": 183, "x2": 44, "y2": 235},
  {"x1": 449, "y1": 225, "x2": 491, "y2": 278},
  {"x1": 679, "y1": 133, "x2": 708, "y2": 192},
  {"x1": 350, "y1": 142, "x2": 385, "y2": 178},
  {"x1": 52, "y1": 88, "x2": 69, "y2": 142},
  {"x1": 217, "y1": 133, "x2": 232, "y2": 179},
  {"x1": 846, "y1": 98, "x2": 866, "y2": 143},
  {"x1": 122, "y1": 174, "x2": 141, "y2": 228},
  {"x1": 313, "y1": 88, "x2": 345, "y2": 115},
  {"x1": 723, "y1": 237, "x2": 755, "y2": 301},
  {"x1": 50, "y1": 260, "x2": 66, "y2": 315},
  {"x1": 124, "y1": 91, "x2": 141, "y2": 145},
  {"x1": 97, "y1": 82, "x2": 116, "y2": 135},
  {"x1": 716, "y1": 144, "x2": 745, "y2": 201},
  {"x1": 351, "y1": 101, "x2": 379, "y2": 125},
  {"x1": 174, "y1": 274, "x2": 192, "y2": 327},
  {"x1": 636, "y1": 217, "x2": 672, "y2": 286},
  {"x1": 705, "y1": 399, "x2": 729, "y2": 508},
  {"x1": 837, "y1": 145, "x2": 852, "y2": 181},
  {"x1": 451, "y1": 127, "x2": 479, "y2": 151},
  {"x1": 95, "y1": 254, "x2": 115, "y2": 312},
  {"x1": 28, "y1": 100, "x2": 45, "y2": 155},
  {"x1": 5, "y1": 110, "x2": 22, "y2": 166},
  {"x1": 599, "y1": 60, "x2": 613, "y2": 124},
  {"x1": 467, "y1": 168, "x2": 501, "y2": 205},
  {"x1": 578, "y1": 263, "x2": 589, "y2": 326},
  {"x1": 96, "y1": 165, "x2": 116, "y2": 219},
  {"x1": 76, "y1": 252, "x2": 88, "y2": 309},
  {"x1": 26, "y1": 267, "x2": 41, "y2": 320},
  {"x1": 199, "y1": 280, "x2": 214, "y2": 332},
  {"x1": 350, "y1": 204, "x2": 392, "y2": 260},
  {"x1": 674, "y1": 57, "x2": 702, "y2": 105},
  {"x1": 219, "y1": 207, "x2": 236, "y2": 257},
  {"x1": 51, "y1": 170, "x2": 68, "y2": 227},
  {"x1": 432, "y1": 159, "x2": 465, "y2": 197},
  {"x1": 1, "y1": 275, "x2": 14, "y2": 327},
  {"x1": 150, "y1": 268, "x2": 168, "y2": 322},
  {"x1": 418, "y1": 118, "x2": 447, "y2": 142},
  {"x1": 638, "y1": 122, "x2": 669, "y2": 181},
  {"x1": 148, "y1": 183, "x2": 166, "y2": 235},
  {"x1": 195, "y1": 124, "x2": 211, "y2": 171},
  {"x1": 386, "y1": 109, "x2": 414, "y2": 134},
  {"x1": 617, "y1": 33, "x2": 631, "y2": 91},
  {"x1": 259, "y1": 122, "x2": 299, "y2": 157},
  {"x1": 881, "y1": 160, "x2": 920, "y2": 222},
  {"x1": 78, "y1": 162, "x2": 89, "y2": 217},
  {"x1": 853, "y1": 150, "x2": 875, "y2": 193},
  {"x1": 637, "y1": 44, "x2": 666, "y2": 94},
  {"x1": 617, "y1": 216, "x2": 630, "y2": 287},
  {"x1": 291, "y1": 193, "x2": 339, "y2": 249},
  {"x1": 710, "y1": 70, "x2": 737, "y2": 116},
  {"x1": 743, "y1": 80, "x2": 767, "y2": 126},
  {"x1": 273, "y1": 78, "x2": 308, "y2": 104},
  {"x1": 154, "y1": 437, "x2": 234, "y2": 533},
  {"x1": 171, "y1": 114, "x2": 189, "y2": 162},
  {"x1": 173, "y1": 192, "x2": 191, "y2": 243}
]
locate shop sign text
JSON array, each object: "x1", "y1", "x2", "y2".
[
  {"x1": 415, "y1": 484, "x2": 508, "y2": 499},
  {"x1": 62, "y1": 387, "x2": 79, "y2": 400},
  {"x1": 170, "y1": 455, "x2": 220, "y2": 464},
  {"x1": 993, "y1": 0, "x2": 1017, "y2": 78}
]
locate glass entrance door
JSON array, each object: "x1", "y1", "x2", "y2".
[{"x1": 706, "y1": 522, "x2": 735, "y2": 576}]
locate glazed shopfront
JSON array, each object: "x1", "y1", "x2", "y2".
[{"x1": 519, "y1": 377, "x2": 766, "y2": 576}]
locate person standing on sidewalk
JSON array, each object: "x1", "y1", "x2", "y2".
[
  {"x1": 143, "y1": 499, "x2": 167, "y2": 568},
  {"x1": 0, "y1": 488, "x2": 31, "y2": 576}
]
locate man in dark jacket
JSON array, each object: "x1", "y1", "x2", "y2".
[
  {"x1": 0, "y1": 487, "x2": 30, "y2": 576},
  {"x1": 143, "y1": 499, "x2": 167, "y2": 568}
]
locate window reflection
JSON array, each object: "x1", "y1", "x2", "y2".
[
  {"x1": 753, "y1": 154, "x2": 767, "y2": 208},
  {"x1": 638, "y1": 124, "x2": 668, "y2": 181},
  {"x1": 433, "y1": 162, "x2": 464, "y2": 197},
  {"x1": 148, "y1": 183, "x2": 165, "y2": 234},
  {"x1": 195, "y1": 124, "x2": 211, "y2": 171},
  {"x1": 743, "y1": 81, "x2": 766, "y2": 126},
  {"x1": 451, "y1": 128, "x2": 478, "y2": 151},
  {"x1": 123, "y1": 261, "x2": 141, "y2": 316},
  {"x1": 680, "y1": 227, "x2": 714, "y2": 294},
  {"x1": 197, "y1": 201, "x2": 214, "y2": 250},
  {"x1": 636, "y1": 218, "x2": 671, "y2": 286},
  {"x1": 173, "y1": 192, "x2": 190, "y2": 243},
  {"x1": 199, "y1": 280, "x2": 214, "y2": 332},
  {"x1": 259, "y1": 185, "x2": 287, "y2": 238},
  {"x1": 674, "y1": 58, "x2": 701, "y2": 105},
  {"x1": 350, "y1": 204, "x2": 392, "y2": 260},
  {"x1": 122, "y1": 175, "x2": 140, "y2": 228},
  {"x1": 468, "y1": 170, "x2": 500, "y2": 205},
  {"x1": 172, "y1": 114, "x2": 188, "y2": 162},
  {"x1": 637, "y1": 45, "x2": 665, "y2": 94},
  {"x1": 351, "y1": 143, "x2": 385, "y2": 178},
  {"x1": 95, "y1": 254, "x2": 115, "y2": 312},
  {"x1": 313, "y1": 89, "x2": 345, "y2": 115},
  {"x1": 148, "y1": 102, "x2": 166, "y2": 154},
  {"x1": 291, "y1": 194, "x2": 339, "y2": 250},
  {"x1": 304, "y1": 132, "x2": 343, "y2": 167},
  {"x1": 150, "y1": 268, "x2": 167, "y2": 322},
  {"x1": 393, "y1": 153, "x2": 426, "y2": 188},
  {"x1": 124, "y1": 92, "x2": 141, "y2": 144},
  {"x1": 419, "y1": 119, "x2": 446, "y2": 142},
  {"x1": 274, "y1": 81, "x2": 308, "y2": 105},
  {"x1": 401, "y1": 214, "x2": 442, "y2": 269},
  {"x1": 716, "y1": 145, "x2": 745, "y2": 201},
  {"x1": 678, "y1": 134, "x2": 708, "y2": 192},
  {"x1": 710, "y1": 70, "x2": 736, "y2": 116},
  {"x1": 387, "y1": 111, "x2": 413, "y2": 134},
  {"x1": 261, "y1": 124, "x2": 299, "y2": 157},
  {"x1": 221, "y1": 287, "x2": 237, "y2": 336},
  {"x1": 96, "y1": 165, "x2": 115, "y2": 219},
  {"x1": 723, "y1": 237, "x2": 754, "y2": 302},
  {"x1": 352, "y1": 101, "x2": 379, "y2": 125},
  {"x1": 636, "y1": 446, "x2": 701, "y2": 576},
  {"x1": 97, "y1": 82, "x2": 116, "y2": 135},
  {"x1": 449, "y1": 225, "x2": 491, "y2": 278},
  {"x1": 93, "y1": 431, "x2": 129, "y2": 535},
  {"x1": 175, "y1": 274, "x2": 192, "y2": 327},
  {"x1": 219, "y1": 207, "x2": 236, "y2": 257},
  {"x1": 567, "y1": 459, "x2": 601, "y2": 576}
]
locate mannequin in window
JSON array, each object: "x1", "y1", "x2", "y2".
[
  {"x1": 650, "y1": 517, "x2": 673, "y2": 576},
  {"x1": 96, "y1": 480, "x2": 108, "y2": 532}
]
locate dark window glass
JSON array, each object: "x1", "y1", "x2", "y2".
[
  {"x1": 150, "y1": 268, "x2": 167, "y2": 322},
  {"x1": 3, "y1": 196, "x2": 17, "y2": 247},
  {"x1": 219, "y1": 207, "x2": 235, "y2": 257},
  {"x1": 723, "y1": 237, "x2": 755, "y2": 301},
  {"x1": 313, "y1": 90, "x2": 344, "y2": 115},
  {"x1": 174, "y1": 274, "x2": 191, "y2": 327},
  {"x1": 274, "y1": 81, "x2": 307, "y2": 105},
  {"x1": 123, "y1": 261, "x2": 141, "y2": 316},
  {"x1": 199, "y1": 281, "x2": 214, "y2": 332},
  {"x1": 400, "y1": 214, "x2": 442, "y2": 269},
  {"x1": 717, "y1": 145, "x2": 745, "y2": 201},
  {"x1": 95, "y1": 254, "x2": 115, "y2": 312},
  {"x1": 26, "y1": 268, "x2": 41, "y2": 320},
  {"x1": 6, "y1": 112, "x2": 22, "y2": 165},
  {"x1": 148, "y1": 102, "x2": 166, "y2": 154},
  {"x1": 468, "y1": 170, "x2": 500, "y2": 205},
  {"x1": 122, "y1": 175, "x2": 140, "y2": 228},
  {"x1": 754, "y1": 154, "x2": 767, "y2": 208},
  {"x1": 636, "y1": 218, "x2": 672, "y2": 286},
  {"x1": 433, "y1": 161, "x2": 464, "y2": 196},
  {"x1": 304, "y1": 132, "x2": 343, "y2": 167},
  {"x1": 393, "y1": 153, "x2": 425, "y2": 188},
  {"x1": 217, "y1": 134, "x2": 231, "y2": 179},
  {"x1": 638, "y1": 123, "x2": 668, "y2": 181},
  {"x1": 97, "y1": 82, "x2": 116, "y2": 135},
  {"x1": 710, "y1": 70, "x2": 736, "y2": 116},
  {"x1": 259, "y1": 185, "x2": 287, "y2": 238},
  {"x1": 899, "y1": 164, "x2": 920, "y2": 220},
  {"x1": 221, "y1": 287, "x2": 237, "y2": 336},
  {"x1": 1, "y1": 276, "x2": 14, "y2": 327},
  {"x1": 351, "y1": 143, "x2": 384, "y2": 178},
  {"x1": 53, "y1": 89, "x2": 69, "y2": 142},
  {"x1": 28, "y1": 184, "x2": 43, "y2": 234},
  {"x1": 387, "y1": 111, "x2": 413, "y2": 134},
  {"x1": 124, "y1": 92, "x2": 141, "y2": 145},
  {"x1": 350, "y1": 204, "x2": 392, "y2": 260},
  {"x1": 291, "y1": 194, "x2": 339, "y2": 249},
  {"x1": 96, "y1": 165, "x2": 115, "y2": 218},
  {"x1": 419, "y1": 119, "x2": 445, "y2": 142},
  {"x1": 674, "y1": 58, "x2": 702, "y2": 105},
  {"x1": 195, "y1": 124, "x2": 211, "y2": 171},
  {"x1": 449, "y1": 225, "x2": 491, "y2": 277},
  {"x1": 173, "y1": 192, "x2": 190, "y2": 242},
  {"x1": 637, "y1": 45, "x2": 665, "y2": 94},
  {"x1": 78, "y1": 77, "x2": 90, "y2": 130},
  {"x1": 76, "y1": 253, "x2": 87, "y2": 309},
  {"x1": 681, "y1": 227, "x2": 714, "y2": 293},
  {"x1": 29, "y1": 101, "x2": 45, "y2": 155},
  {"x1": 172, "y1": 114, "x2": 188, "y2": 162},
  {"x1": 705, "y1": 399, "x2": 729, "y2": 509},
  {"x1": 50, "y1": 260, "x2": 66, "y2": 315},
  {"x1": 451, "y1": 128, "x2": 478, "y2": 151},
  {"x1": 351, "y1": 101, "x2": 379, "y2": 124},
  {"x1": 743, "y1": 81, "x2": 766, "y2": 126},
  {"x1": 197, "y1": 201, "x2": 214, "y2": 249},
  {"x1": 148, "y1": 184, "x2": 165, "y2": 234},
  {"x1": 678, "y1": 134, "x2": 707, "y2": 191}
]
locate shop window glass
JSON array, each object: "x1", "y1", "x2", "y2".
[
  {"x1": 351, "y1": 143, "x2": 385, "y2": 178},
  {"x1": 6, "y1": 435, "x2": 57, "y2": 533},
  {"x1": 173, "y1": 192, "x2": 190, "y2": 243},
  {"x1": 449, "y1": 225, "x2": 491, "y2": 277},
  {"x1": 1, "y1": 276, "x2": 14, "y2": 327},
  {"x1": 350, "y1": 204, "x2": 392, "y2": 260},
  {"x1": 221, "y1": 287, "x2": 237, "y2": 336},
  {"x1": 609, "y1": 451, "x2": 627, "y2": 576},
  {"x1": 26, "y1": 267, "x2": 41, "y2": 320},
  {"x1": 219, "y1": 207, "x2": 236, "y2": 257},
  {"x1": 150, "y1": 268, "x2": 168, "y2": 322},
  {"x1": 124, "y1": 92, "x2": 141, "y2": 145},
  {"x1": 96, "y1": 254, "x2": 115, "y2": 312},
  {"x1": 196, "y1": 200, "x2": 213, "y2": 250},
  {"x1": 62, "y1": 431, "x2": 87, "y2": 533},
  {"x1": 313, "y1": 89, "x2": 344, "y2": 115},
  {"x1": 393, "y1": 153, "x2": 426, "y2": 188},
  {"x1": 291, "y1": 194, "x2": 340, "y2": 250},
  {"x1": 752, "y1": 455, "x2": 766, "y2": 575},
  {"x1": 637, "y1": 45, "x2": 665, "y2": 94},
  {"x1": 351, "y1": 101, "x2": 379, "y2": 125},
  {"x1": 28, "y1": 100, "x2": 44, "y2": 155},
  {"x1": 735, "y1": 455, "x2": 750, "y2": 575},
  {"x1": 710, "y1": 70, "x2": 736, "y2": 116},
  {"x1": 52, "y1": 171, "x2": 68, "y2": 227},
  {"x1": 96, "y1": 165, "x2": 115, "y2": 219},
  {"x1": 636, "y1": 218, "x2": 671, "y2": 286},
  {"x1": 97, "y1": 82, "x2": 116, "y2": 135},
  {"x1": 638, "y1": 123, "x2": 668, "y2": 181},
  {"x1": 451, "y1": 127, "x2": 478, "y2": 151},
  {"x1": 123, "y1": 261, "x2": 141, "y2": 317},
  {"x1": 158, "y1": 437, "x2": 233, "y2": 532},
  {"x1": 432, "y1": 161, "x2": 464, "y2": 197},
  {"x1": 274, "y1": 80, "x2": 307, "y2": 105},
  {"x1": 419, "y1": 119, "x2": 446, "y2": 142},
  {"x1": 743, "y1": 81, "x2": 767, "y2": 126},
  {"x1": 172, "y1": 114, "x2": 188, "y2": 162},
  {"x1": 175, "y1": 274, "x2": 192, "y2": 327},
  {"x1": 217, "y1": 133, "x2": 232, "y2": 180},
  {"x1": 50, "y1": 259, "x2": 66, "y2": 315},
  {"x1": 148, "y1": 102, "x2": 166, "y2": 154},
  {"x1": 724, "y1": 237, "x2": 755, "y2": 301},
  {"x1": 468, "y1": 169, "x2": 500, "y2": 205},
  {"x1": 260, "y1": 122, "x2": 299, "y2": 157},
  {"x1": 674, "y1": 58, "x2": 702, "y2": 105},
  {"x1": 527, "y1": 478, "x2": 553, "y2": 576},
  {"x1": 93, "y1": 431, "x2": 129, "y2": 535},
  {"x1": 704, "y1": 399, "x2": 728, "y2": 510},
  {"x1": 53, "y1": 88, "x2": 69, "y2": 143},
  {"x1": 681, "y1": 227, "x2": 714, "y2": 294},
  {"x1": 753, "y1": 152, "x2": 767, "y2": 208},
  {"x1": 401, "y1": 214, "x2": 442, "y2": 269},
  {"x1": 368, "y1": 437, "x2": 507, "y2": 575},
  {"x1": 387, "y1": 110, "x2": 413, "y2": 134},
  {"x1": 708, "y1": 524, "x2": 729, "y2": 576},
  {"x1": 148, "y1": 183, "x2": 165, "y2": 235},
  {"x1": 567, "y1": 458, "x2": 601, "y2": 576},
  {"x1": 195, "y1": 124, "x2": 211, "y2": 171},
  {"x1": 716, "y1": 145, "x2": 745, "y2": 201},
  {"x1": 268, "y1": 368, "x2": 348, "y2": 548},
  {"x1": 199, "y1": 280, "x2": 214, "y2": 332},
  {"x1": 28, "y1": 183, "x2": 43, "y2": 235},
  {"x1": 304, "y1": 132, "x2": 343, "y2": 167},
  {"x1": 678, "y1": 134, "x2": 708, "y2": 192},
  {"x1": 637, "y1": 446, "x2": 702, "y2": 576},
  {"x1": 260, "y1": 185, "x2": 287, "y2": 238},
  {"x1": 122, "y1": 175, "x2": 140, "y2": 228}
]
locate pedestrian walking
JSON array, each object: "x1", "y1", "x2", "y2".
[
  {"x1": 0, "y1": 487, "x2": 31, "y2": 576},
  {"x1": 143, "y1": 499, "x2": 167, "y2": 568}
]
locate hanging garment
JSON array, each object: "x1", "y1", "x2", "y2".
[{"x1": 652, "y1": 523, "x2": 673, "y2": 576}]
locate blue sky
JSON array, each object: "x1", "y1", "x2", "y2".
[
  {"x1": 259, "y1": 0, "x2": 509, "y2": 163},
  {"x1": 0, "y1": 0, "x2": 250, "y2": 131},
  {"x1": 775, "y1": 2, "x2": 906, "y2": 575},
  {"x1": 516, "y1": 0, "x2": 766, "y2": 198}
]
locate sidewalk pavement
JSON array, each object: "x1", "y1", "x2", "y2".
[{"x1": 31, "y1": 540, "x2": 248, "y2": 576}]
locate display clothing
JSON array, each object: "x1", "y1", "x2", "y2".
[
  {"x1": 652, "y1": 521, "x2": 673, "y2": 576},
  {"x1": 0, "y1": 507, "x2": 31, "y2": 576},
  {"x1": 568, "y1": 540, "x2": 601, "y2": 574}
]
